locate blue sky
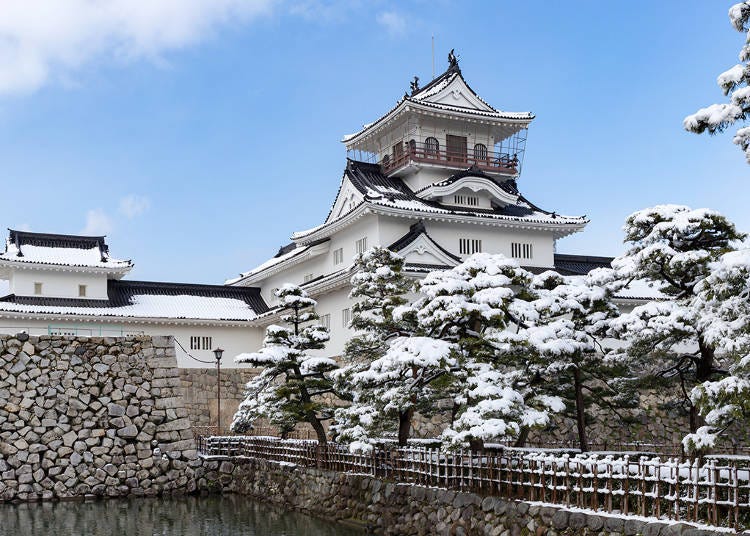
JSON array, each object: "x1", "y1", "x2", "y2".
[{"x1": 0, "y1": 1, "x2": 747, "y2": 285}]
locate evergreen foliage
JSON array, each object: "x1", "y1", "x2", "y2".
[
  {"x1": 684, "y1": 3, "x2": 750, "y2": 162},
  {"x1": 608, "y1": 205, "x2": 745, "y2": 436},
  {"x1": 231, "y1": 284, "x2": 337, "y2": 444}
]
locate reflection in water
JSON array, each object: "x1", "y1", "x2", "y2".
[{"x1": 0, "y1": 494, "x2": 364, "y2": 536}]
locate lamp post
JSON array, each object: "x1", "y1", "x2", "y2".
[{"x1": 213, "y1": 348, "x2": 224, "y2": 435}]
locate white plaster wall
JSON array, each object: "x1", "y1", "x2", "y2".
[
  {"x1": 9, "y1": 270, "x2": 109, "y2": 299},
  {"x1": 424, "y1": 221, "x2": 555, "y2": 268},
  {"x1": 307, "y1": 287, "x2": 355, "y2": 358},
  {"x1": 0, "y1": 318, "x2": 263, "y2": 368},
  {"x1": 257, "y1": 215, "x2": 380, "y2": 305}
]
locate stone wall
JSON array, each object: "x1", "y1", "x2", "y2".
[
  {"x1": 207, "y1": 456, "x2": 724, "y2": 536},
  {"x1": 178, "y1": 368, "x2": 256, "y2": 432},
  {"x1": 0, "y1": 334, "x2": 202, "y2": 501}
]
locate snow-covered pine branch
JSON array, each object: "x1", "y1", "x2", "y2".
[
  {"x1": 685, "y1": 247, "x2": 750, "y2": 450},
  {"x1": 332, "y1": 247, "x2": 422, "y2": 448},
  {"x1": 684, "y1": 2, "x2": 750, "y2": 162},
  {"x1": 608, "y1": 204, "x2": 746, "y2": 439},
  {"x1": 231, "y1": 284, "x2": 337, "y2": 444}
]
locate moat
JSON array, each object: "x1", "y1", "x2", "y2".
[{"x1": 0, "y1": 495, "x2": 364, "y2": 536}]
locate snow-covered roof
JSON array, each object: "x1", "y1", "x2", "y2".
[
  {"x1": 0, "y1": 230, "x2": 132, "y2": 274},
  {"x1": 225, "y1": 243, "x2": 312, "y2": 285},
  {"x1": 343, "y1": 66, "x2": 533, "y2": 148},
  {"x1": 0, "y1": 280, "x2": 268, "y2": 323},
  {"x1": 292, "y1": 160, "x2": 587, "y2": 242}
]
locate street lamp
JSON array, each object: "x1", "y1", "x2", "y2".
[{"x1": 213, "y1": 348, "x2": 224, "y2": 435}]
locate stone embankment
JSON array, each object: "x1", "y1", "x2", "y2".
[
  {"x1": 0, "y1": 334, "x2": 201, "y2": 501},
  {"x1": 208, "y1": 457, "x2": 724, "y2": 536}
]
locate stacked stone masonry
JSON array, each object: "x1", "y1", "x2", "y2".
[
  {"x1": 209, "y1": 456, "x2": 727, "y2": 536},
  {"x1": 178, "y1": 368, "x2": 257, "y2": 432},
  {"x1": 0, "y1": 334, "x2": 202, "y2": 501}
]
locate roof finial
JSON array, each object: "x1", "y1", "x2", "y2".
[
  {"x1": 410, "y1": 76, "x2": 420, "y2": 95},
  {"x1": 448, "y1": 48, "x2": 460, "y2": 72}
]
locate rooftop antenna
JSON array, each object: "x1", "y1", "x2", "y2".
[{"x1": 431, "y1": 36, "x2": 435, "y2": 79}]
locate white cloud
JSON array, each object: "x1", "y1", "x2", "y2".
[
  {"x1": 0, "y1": 0, "x2": 276, "y2": 95},
  {"x1": 376, "y1": 10, "x2": 407, "y2": 36},
  {"x1": 81, "y1": 208, "x2": 113, "y2": 236},
  {"x1": 119, "y1": 194, "x2": 151, "y2": 219}
]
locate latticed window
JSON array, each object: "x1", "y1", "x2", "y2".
[
  {"x1": 473, "y1": 143, "x2": 488, "y2": 160},
  {"x1": 511, "y1": 242, "x2": 533, "y2": 259},
  {"x1": 356, "y1": 237, "x2": 368, "y2": 255},
  {"x1": 459, "y1": 238, "x2": 482, "y2": 255},
  {"x1": 342, "y1": 308, "x2": 352, "y2": 328},
  {"x1": 333, "y1": 248, "x2": 344, "y2": 265},
  {"x1": 424, "y1": 137, "x2": 439, "y2": 156}
]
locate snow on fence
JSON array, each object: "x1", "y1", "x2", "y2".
[{"x1": 198, "y1": 436, "x2": 750, "y2": 531}]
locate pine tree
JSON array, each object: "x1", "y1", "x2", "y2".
[
  {"x1": 684, "y1": 247, "x2": 750, "y2": 450},
  {"x1": 413, "y1": 253, "x2": 564, "y2": 450},
  {"x1": 684, "y1": 3, "x2": 750, "y2": 163},
  {"x1": 526, "y1": 269, "x2": 638, "y2": 452},
  {"x1": 333, "y1": 246, "x2": 421, "y2": 448},
  {"x1": 344, "y1": 246, "x2": 415, "y2": 365},
  {"x1": 608, "y1": 205, "x2": 745, "y2": 435},
  {"x1": 231, "y1": 284, "x2": 337, "y2": 445}
]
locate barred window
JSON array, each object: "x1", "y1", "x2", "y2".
[
  {"x1": 511, "y1": 242, "x2": 533, "y2": 259},
  {"x1": 459, "y1": 238, "x2": 482, "y2": 255}
]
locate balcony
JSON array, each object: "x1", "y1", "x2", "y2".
[{"x1": 380, "y1": 144, "x2": 519, "y2": 176}]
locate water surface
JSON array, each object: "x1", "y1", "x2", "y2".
[{"x1": 0, "y1": 495, "x2": 364, "y2": 536}]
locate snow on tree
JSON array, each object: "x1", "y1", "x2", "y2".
[
  {"x1": 684, "y1": 3, "x2": 750, "y2": 162},
  {"x1": 523, "y1": 268, "x2": 638, "y2": 452},
  {"x1": 413, "y1": 253, "x2": 565, "y2": 450},
  {"x1": 684, "y1": 248, "x2": 750, "y2": 450},
  {"x1": 335, "y1": 335, "x2": 457, "y2": 451},
  {"x1": 343, "y1": 246, "x2": 415, "y2": 365},
  {"x1": 607, "y1": 205, "x2": 745, "y2": 434},
  {"x1": 332, "y1": 247, "x2": 419, "y2": 448},
  {"x1": 231, "y1": 284, "x2": 337, "y2": 445}
]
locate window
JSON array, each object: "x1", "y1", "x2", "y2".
[
  {"x1": 424, "y1": 137, "x2": 439, "y2": 156},
  {"x1": 473, "y1": 143, "x2": 488, "y2": 161},
  {"x1": 303, "y1": 273, "x2": 315, "y2": 283},
  {"x1": 34, "y1": 282, "x2": 42, "y2": 295},
  {"x1": 320, "y1": 314, "x2": 331, "y2": 330},
  {"x1": 190, "y1": 336, "x2": 213, "y2": 350},
  {"x1": 342, "y1": 308, "x2": 351, "y2": 328},
  {"x1": 446, "y1": 134, "x2": 467, "y2": 162},
  {"x1": 511, "y1": 242, "x2": 533, "y2": 259},
  {"x1": 453, "y1": 195, "x2": 479, "y2": 207},
  {"x1": 356, "y1": 237, "x2": 368, "y2": 255},
  {"x1": 78, "y1": 285, "x2": 87, "y2": 297},
  {"x1": 392, "y1": 141, "x2": 404, "y2": 161},
  {"x1": 333, "y1": 248, "x2": 344, "y2": 265},
  {"x1": 49, "y1": 327, "x2": 77, "y2": 336},
  {"x1": 459, "y1": 238, "x2": 482, "y2": 255}
]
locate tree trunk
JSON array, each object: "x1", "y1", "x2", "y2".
[
  {"x1": 398, "y1": 408, "x2": 413, "y2": 446},
  {"x1": 307, "y1": 413, "x2": 328, "y2": 446},
  {"x1": 514, "y1": 427, "x2": 530, "y2": 448},
  {"x1": 573, "y1": 368, "x2": 589, "y2": 452},
  {"x1": 469, "y1": 438, "x2": 484, "y2": 451}
]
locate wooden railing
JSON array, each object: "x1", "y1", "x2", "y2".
[
  {"x1": 381, "y1": 146, "x2": 519, "y2": 175},
  {"x1": 199, "y1": 436, "x2": 750, "y2": 531}
]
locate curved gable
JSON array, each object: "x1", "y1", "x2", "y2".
[
  {"x1": 420, "y1": 75, "x2": 495, "y2": 112},
  {"x1": 417, "y1": 172, "x2": 519, "y2": 208}
]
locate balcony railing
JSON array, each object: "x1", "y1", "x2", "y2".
[{"x1": 381, "y1": 146, "x2": 519, "y2": 175}]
